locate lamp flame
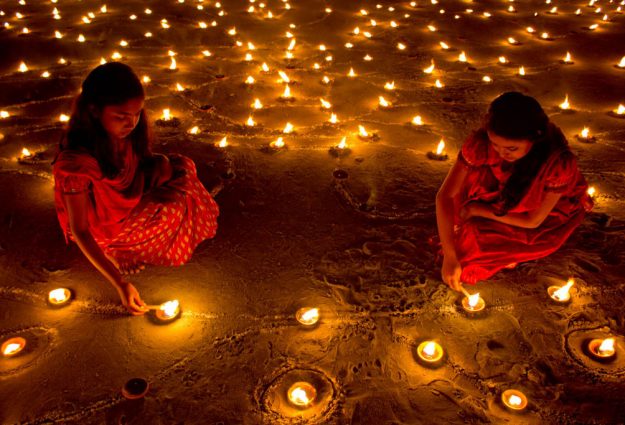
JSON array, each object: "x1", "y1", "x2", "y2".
[
  {"x1": 359, "y1": 125, "x2": 369, "y2": 137},
  {"x1": 253, "y1": 99, "x2": 263, "y2": 109},
  {"x1": 378, "y1": 96, "x2": 390, "y2": 107},
  {"x1": 246, "y1": 116, "x2": 255, "y2": 126},
  {"x1": 278, "y1": 71, "x2": 290, "y2": 83},
  {"x1": 169, "y1": 57, "x2": 177, "y2": 70},
  {"x1": 423, "y1": 60, "x2": 435, "y2": 74},
  {"x1": 564, "y1": 52, "x2": 572, "y2": 63},
  {"x1": 468, "y1": 293, "x2": 480, "y2": 308},
  {"x1": 320, "y1": 99, "x2": 332, "y2": 109},
  {"x1": 271, "y1": 137, "x2": 285, "y2": 148},
  {"x1": 581, "y1": 127, "x2": 590, "y2": 138},
  {"x1": 283, "y1": 123, "x2": 294, "y2": 134},
  {"x1": 559, "y1": 95, "x2": 570, "y2": 110},
  {"x1": 218, "y1": 137, "x2": 228, "y2": 148},
  {"x1": 436, "y1": 139, "x2": 445, "y2": 155},
  {"x1": 423, "y1": 342, "x2": 437, "y2": 357},
  {"x1": 587, "y1": 186, "x2": 596, "y2": 197},
  {"x1": 598, "y1": 338, "x2": 615, "y2": 355},
  {"x1": 458, "y1": 51, "x2": 467, "y2": 62},
  {"x1": 329, "y1": 113, "x2": 338, "y2": 123},
  {"x1": 49, "y1": 288, "x2": 69, "y2": 303},
  {"x1": 412, "y1": 115, "x2": 423, "y2": 126},
  {"x1": 21, "y1": 148, "x2": 32, "y2": 157},
  {"x1": 160, "y1": 300, "x2": 179, "y2": 318},
  {"x1": 281, "y1": 85, "x2": 292, "y2": 99},
  {"x1": 553, "y1": 279, "x2": 574, "y2": 301},
  {"x1": 519, "y1": 66, "x2": 526, "y2": 76},
  {"x1": 337, "y1": 137, "x2": 347, "y2": 149},
  {"x1": 384, "y1": 81, "x2": 395, "y2": 90},
  {"x1": 615, "y1": 104, "x2": 625, "y2": 115},
  {"x1": 508, "y1": 395, "x2": 523, "y2": 406},
  {"x1": 162, "y1": 109, "x2": 171, "y2": 121},
  {"x1": 618, "y1": 56, "x2": 625, "y2": 68}
]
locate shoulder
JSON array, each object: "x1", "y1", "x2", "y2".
[
  {"x1": 458, "y1": 129, "x2": 499, "y2": 167},
  {"x1": 53, "y1": 149, "x2": 101, "y2": 178}
]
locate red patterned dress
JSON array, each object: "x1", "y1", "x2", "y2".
[
  {"x1": 53, "y1": 142, "x2": 219, "y2": 270},
  {"x1": 453, "y1": 126, "x2": 593, "y2": 284}
]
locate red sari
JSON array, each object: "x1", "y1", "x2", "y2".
[
  {"x1": 53, "y1": 142, "x2": 219, "y2": 269},
  {"x1": 454, "y1": 127, "x2": 593, "y2": 284}
]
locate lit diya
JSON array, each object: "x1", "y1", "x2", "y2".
[
  {"x1": 48, "y1": 288, "x2": 72, "y2": 306},
  {"x1": 427, "y1": 139, "x2": 448, "y2": 160},
  {"x1": 329, "y1": 137, "x2": 350, "y2": 157},
  {"x1": 548, "y1": 278, "x2": 574, "y2": 303},
  {"x1": 575, "y1": 127, "x2": 596, "y2": 143},
  {"x1": 287, "y1": 381, "x2": 317, "y2": 408},
  {"x1": 2, "y1": 337, "x2": 26, "y2": 357},
  {"x1": 269, "y1": 137, "x2": 286, "y2": 150},
  {"x1": 155, "y1": 109, "x2": 180, "y2": 127},
  {"x1": 357, "y1": 125, "x2": 380, "y2": 141},
  {"x1": 587, "y1": 337, "x2": 616, "y2": 361},
  {"x1": 461, "y1": 287, "x2": 485, "y2": 313},
  {"x1": 149, "y1": 300, "x2": 181, "y2": 322},
  {"x1": 416, "y1": 341, "x2": 444, "y2": 364},
  {"x1": 295, "y1": 307, "x2": 320, "y2": 326},
  {"x1": 501, "y1": 389, "x2": 528, "y2": 411}
]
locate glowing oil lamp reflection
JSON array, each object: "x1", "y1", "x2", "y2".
[
  {"x1": 548, "y1": 278, "x2": 574, "y2": 303},
  {"x1": 501, "y1": 389, "x2": 528, "y2": 411},
  {"x1": 295, "y1": 307, "x2": 320, "y2": 326},
  {"x1": 417, "y1": 341, "x2": 444, "y2": 363},
  {"x1": 2, "y1": 337, "x2": 26, "y2": 357},
  {"x1": 48, "y1": 288, "x2": 71, "y2": 306},
  {"x1": 588, "y1": 338, "x2": 616, "y2": 360},
  {"x1": 287, "y1": 382, "x2": 317, "y2": 407}
]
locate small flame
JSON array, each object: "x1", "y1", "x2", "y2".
[
  {"x1": 176, "y1": 83, "x2": 185, "y2": 92},
  {"x1": 261, "y1": 63, "x2": 270, "y2": 72},
  {"x1": 423, "y1": 342, "x2": 437, "y2": 356},
  {"x1": 59, "y1": 114, "x2": 70, "y2": 122},
  {"x1": 467, "y1": 293, "x2": 480, "y2": 308},
  {"x1": 287, "y1": 38, "x2": 296, "y2": 51},
  {"x1": 378, "y1": 96, "x2": 390, "y2": 107},
  {"x1": 581, "y1": 127, "x2": 590, "y2": 138},
  {"x1": 3, "y1": 342, "x2": 23, "y2": 356},
  {"x1": 423, "y1": 60, "x2": 435, "y2": 74},
  {"x1": 289, "y1": 386, "x2": 312, "y2": 406},
  {"x1": 278, "y1": 71, "x2": 290, "y2": 83},
  {"x1": 458, "y1": 51, "x2": 467, "y2": 62},
  {"x1": 587, "y1": 186, "x2": 596, "y2": 197},
  {"x1": 526, "y1": 26, "x2": 535, "y2": 33},
  {"x1": 188, "y1": 126, "x2": 199, "y2": 135},
  {"x1": 322, "y1": 76, "x2": 331, "y2": 84},
  {"x1": 440, "y1": 41, "x2": 449, "y2": 49},
  {"x1": 218, "y1": 137, "x2": 228, "y2": 148},
  {"x1": 348, "y1": 67, "x2": 356, "y2": 77},
  {"x1": 498, "y1": 56, "x2": 508, "y2": 64},
  {"x1": 541, "y1": 32, "x2": 550, "y2": 39},
  {"x1": 18, "y1": 62, "x2": 28, "y2": 72},
  {"x1": 21, "y1": 147, "x2": 32, "y2": 157},
  {"x1": 519, "y1": 66, "x2": 526, "y2": 76},
  {"x1": 598, "y1": 338, "x2": 615, "y2": 355},
  {"x1": 271, "y1": 137, "x2": 285, "y2": 148},
  {"x1": 508, "y1": 394, "x2": 523, "y2": 406},
  {"x1": 482, "y1": 75, "x2": 492, "y2": 82},
  {"x1": 245, "y1": 76, "x2": 255, "y2": 85},
  {"x1": 412, "y1": 115, "x2": 423, "y2": 126},
  {"x1": 553, "y1": 279, "x2": 574, "y2": 300},
  {"x1": 615, "y1": 104, "x2": 625, "y2": 115},
  {"x1": 337, "y1": 137, "x2": 347, "y2": 149},
  {"x1": 245, "y1": 53, "x2": 253, "y2": 61},
  {"x1": 436, "y1": 139, "x2": 445, "y2": 155},
  {"x1": 618, "y1": 56, "x2": 625, "y2": 68},
  {"x1": 252, "y1": 99, "x2": 263, "y2": 109},
  {"x1": 160, "y1": 300, "x2": 179, "y2": 318},
  {"x1": 434, "y1": 79, "x2": 444, "y2": 88},
  {"x1": 559, "y1": 95, "x2": 570, "y2": 110},
  {"x1": 49, "y1": 288, "x2": 69, "y2": 303},
  {"x1": 283, "y1": 122, "x2": 294, "y2": 134},
  {"x1": 169, "y1": 57, "x2": 177, "y2": 70},
  {"x1": 320, "y1": 99, "x2": 332, "y2": 109},
  {"x1": 281, "y1": 85, "x2": 292, "y2": 98},
  {"x1": 329, "y1": 113, "x2": 338, "y2": 124},
  {"x1": 359, "y1": 125, "x2": 369, "y2": 137},
  {"x1": 299, "y1": 308, "x2": 319, "y2": 323},
  {"x1": 564, "y1": 52, "x2": 572, "y2": 63},
  {"x1": 246, "y1": 116, "x2": 256, "y2": 126},
  {"x1": 507, "y1": 37, "x2": 518, "y2": 45},
  {"x1": 384, "y1": 81, "x2": 395, "y2": 90},
  {"x1": 397, "y1": 42, "x2": 406, "y2": 50}
]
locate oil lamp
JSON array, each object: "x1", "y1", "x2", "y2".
[
  {"x1": 501, "y1": 389, "x2": 528, "y2": 411},
  {"x1": 576, "y1": 127, "x2": 596, "y2": 143},
  {"x1": 252, "y1": 99, "x2": 263, "y2": 109},
  {"x1": 518, "y1": 66, "x2": 526, "y2": 76},
  {"x1": 397, "y1": 42, "x2": 406, "y2": 50},
  {"x1": 1, "y1": 110, "x2": 10, "y2": 119},
  {"x1": 461, "y1": 290, "x2": 485, "y2": 313},
  {"x1": 295, "y1": 307, "x2": 320, "y2": 326},
  {"x1": 613, "y1": 104, "x2": 625, "y2": 115},
  {"x1": 261, "y1": 63, "x2": 270, "y2": 72},
  {"x1": 587, "y1": 337, "x2": 616, "y2": 360},
  {"x1": 283, "y1": 123, "x2": 294, "y2": 134},
  {"x1": 278, "y1": 71, "x2": 290, "y2": 84},
  {"x1": 202, "y1": 50, "x2": 212, "y2": 57},
  {"x1": 156, "y1": 109, "x2": 180, "y2": 127},
  {"x1": 320, "y1": 99, "x2": 332, "y2": 109},
  {"x1": 357, "y1": 125, "x2": 378, "y2": 141},
  {"x1": 364, "y1": 55, "x2": 372, "y2": 61},
  {"x1": 427, "y1": 139, "x2": 448, "y2": 160},
  {"x1": 18, "y1": 62, "x2": 28, "y2": 73},
  {"x1": 216, "y1": 137, "x2": 228, "y2": 148},
  {"x1": 378, "y1": 96, "x2": 391, "y2": 108},
  {"x1": 548, "y1": 278, "x2": 574, "y2": 303},
  {"x1": 411, "y1": 115, "x2": 424, "y2": 126},
  {"x1": 78, "y1": 34, "x2": 86, "y2": 42},
  {"x1": 246, "y1": 116, "x2": 256, "y2": 126},
  {"x1": 458, "y1": 52, "x2": 467, "y2": 62},
  {"x1": 54, "y1": 30, "x2": 63, "y2": 39},
  {"x1": 434, "y1": 79, "x2": 444, "y2": 88},
  {"x1": 562, "y1": 52, "x2": 573, "y2": 64},
  {"x1": 188, "y1": 126, "x2": 199, "y2": 135},
  {"x1": 482, "y1": 76, "x2": 492, "y2": 83},
  {"x1": 287, "y1": 382, "x2": 317, "y2": 407},
  {"x1": 384, "y1": 81, "x2": 395, "y2": 90},
  {"x1": 423, "y1": 60, "x2": 435, "y2": 74},
  {"x1": 498, "y1": 56, "x2": 508, "y2": 64},
  {"x1": 559, "y1": 95, "x2": 571, "y2": 110},
  {"x1": 328, "y1": 113, "x2": 339, "y2": 124},
  {"x1": 617, "y1": 56, "x2": 625, "y2": 68},
  {"x1": 540, "y1": 32, "x2": 551, "y2": 40},
  {"x1": 169, "y1": 57, "x2": 177, "y2": 71},
  {"x1": 245, "y1": 76, "x2": 255, "y2": 85},
  {"x1": 329, "y1": 137, "x2": 349, "y2": 157},
  {"x1": 416, "y1": 341, "x2": 444, "y2": 363},
  {"x1": 2, "y1": 337, "x2": 26, "y2": 357},
  {"x1": 348, "y1": 68, "x2": 356, "y2": 77},
  {"x1": 151, "y1": 300, "x2": 180, "y2": 322},
  {"x1": 280, "y1": 85, "x2": 293, "y2": 100},
  {"x1": 587, "y1": 186, "x2": 597, "y2": 198},
  {"x1": 507, "y1": 37, "x2": 519, "y2": 45},
  {"x1": 270, "y1": 137, "x2": 286, "y2": 149},
  {"x1": 48, "y1": 288, "x2": 72, "y2": 306},
  {"x1": 20, "y1": 147, "x2": 33, "y2": 159},
  {"x1": 440, "y1": 41, "x2": 450, "y2": 50}
]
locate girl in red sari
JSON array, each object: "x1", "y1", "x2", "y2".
[
  {"x1": 436, "y1": 92, "x2": 593, "y2": 291},
  {"x1": 53, "y1": 63, "x2": 219, "y2": 314}
]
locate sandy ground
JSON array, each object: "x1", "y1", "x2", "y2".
[{"x1": 1, "y1": 0, "x2": 625, "y2": 424}]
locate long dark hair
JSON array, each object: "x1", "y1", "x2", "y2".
[
  {"x1": 485, "y1": 92, "x2": 568, "y2": 213},
  {"x1": 58, "y1": 62, "x2": 152, "y2": 178}
]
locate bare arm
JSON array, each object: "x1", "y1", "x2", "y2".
[
  {"x1": 435, "y1": 160, "x2": 469, "y2": 291},
  {"x1": 64, "y1": 191, "x2": 147, "y2": 314}
]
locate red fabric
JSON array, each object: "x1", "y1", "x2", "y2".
[
  {"x1": 454, "y1": 127, "x2": 593, "y2": 284},
  {"x1": 53, "y1": 145, "x2": 219, "y2": 268}
]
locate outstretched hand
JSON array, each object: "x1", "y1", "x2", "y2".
[
  {"x1": 441, "y1": 255, "x2": 463, "y2": 292},
  {"x1": 116, "y1": 281, "x2": 149, "y2": 315}
]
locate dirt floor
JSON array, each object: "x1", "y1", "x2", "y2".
[{"x1": 1, "y1": 0, "x2": 625, "y2": 424}]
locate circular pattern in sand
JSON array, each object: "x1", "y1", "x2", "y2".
[
  {"x1": 565, "y1": 327, "x2": 625, "y2": 376},
  {"x1": 257, "y1": 366, "x2": 339, "y2": 423},
  {"x1": 0, "y1": 326, "x2": 57, "y2": 378}
]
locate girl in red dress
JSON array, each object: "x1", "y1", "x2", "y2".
[
  {"x1": 436, "y1": 92, "x2": 593, "y2": 291},
  {"x1": 53, "y1": 63, "x2": 219, "y2": 314}
]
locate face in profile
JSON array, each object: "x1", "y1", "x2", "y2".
[
  {"x1": 96, "y1": 96, "x2": 145, "y2": 140},
  {"x1": 487, "y1": 130, "x2": 533, "y2": 162}
]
